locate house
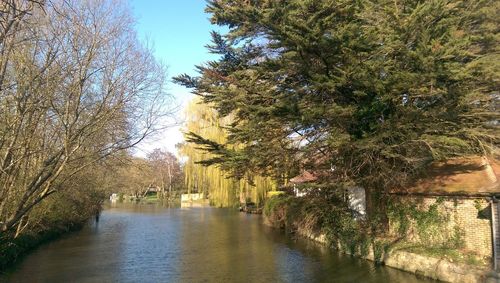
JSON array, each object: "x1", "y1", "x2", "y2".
[
  {"x1": 290, "y1": 156, "x2": 500, "y2": 269},
  {"x1": 389, "y1": 156, "x2": 500, "y2": 270}
]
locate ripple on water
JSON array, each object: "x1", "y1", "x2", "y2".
[{"x1": 1, "y1": 202, "x2": 434, "y2": 283}]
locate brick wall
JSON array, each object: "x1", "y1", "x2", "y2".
[{"x1": 394, "y1": 196, "x2": 493, "y2": 258}]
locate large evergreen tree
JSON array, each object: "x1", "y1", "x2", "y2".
[{"x1": 175, "y1": 0, "x2": 499, "y2": 191}]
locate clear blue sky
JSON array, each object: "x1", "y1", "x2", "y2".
[{"x1": 129, "y1": 0, "x2": 224, "y2": 156}]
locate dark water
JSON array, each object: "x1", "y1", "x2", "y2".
[{"x1": 1, "y1": 202, "x2": 432, "y2": 283}]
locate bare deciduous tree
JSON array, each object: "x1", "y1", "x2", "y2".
[
  {"x1": 0, "y1": 0, "x2": 171, "y2": 233},
  {"x1": 147, "y1": 148, "x2": 182, "y2": 197}
]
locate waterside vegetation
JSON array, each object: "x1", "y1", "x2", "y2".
[{"x1": 263, "y1": 193, "x2": 488, "y2": 267}]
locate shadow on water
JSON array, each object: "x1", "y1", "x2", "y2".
[{"x1": 1, "y1": 202, "x2": 434, "y2": 283}]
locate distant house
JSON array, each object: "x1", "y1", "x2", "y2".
[
  {"x1": 110, "y1": 193, "x2": 119, "y2": 202},
  {"x1": 389, "y1": 156, "x2": 500, "y2": 270},
  {"x1": 181, "y1": 193, "x2": 204, "y2": 202}
]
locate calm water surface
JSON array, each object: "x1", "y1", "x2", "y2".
[{"x1": 1, "y1": 202, "x2": 433, "y2": 283}]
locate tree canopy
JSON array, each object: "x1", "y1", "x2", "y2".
[{"x1": 175, "y1": 0, "x2": 499, "y2": 191}]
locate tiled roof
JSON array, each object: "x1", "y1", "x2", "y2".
[
  {"x1": 393, "y1": 156, "x2": 500, "y2": 197},
  {"x1": 289, "y1": 171, "x2": 318, "y2": 184}
]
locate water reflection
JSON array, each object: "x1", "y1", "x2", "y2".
[{"x1": 1, "y1": 202, "x2": 432, "y2": 283}]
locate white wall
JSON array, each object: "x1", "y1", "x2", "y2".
[
  {"x1": 347, "y1": 187, "x2": 366, "y2": 218},
  {"x1": 181, "y1": 193, "x2": 204, "y2": 202}
]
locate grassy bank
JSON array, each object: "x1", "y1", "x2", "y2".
[
  {"x1": 0, "y1": 220, "x2": 86, "y2": 271},
  {"x1": 0, "y1": 189, "x2": 104, "y2": 271}
]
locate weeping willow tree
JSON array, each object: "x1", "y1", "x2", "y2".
[{"x1": 179, "y1": 98, "x2": 276, "y2": 207}]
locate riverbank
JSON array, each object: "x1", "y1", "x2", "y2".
[
  {"x1": 263, "y1": 195, "x2": 499, "y2": 283},
  {"x1": 0, "y1": 221, "x2": 85, "y2": 271},
  {"x1": 0, "y1": 189, "x2": 106, "y2": 272}
]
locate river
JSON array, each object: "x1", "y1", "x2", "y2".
[{"x1": 1, "y1": 202, "x2": 432, "y2": 283}]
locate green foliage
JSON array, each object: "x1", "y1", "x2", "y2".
[
  {"x1": 175, "y1": 0, "x2": 499, "y2": 192},
  {"x1": 263, "y1": 195, "x2": 292, "y2": 217},
  {"x1": 264, "y1": 191, "x2": 373, "y2": 256},
  {"x1": 473, "y1": 199, "x2": 483, "y2": 211},
  {"x1": 372, "y1": 239, "x2": 392, "y2": 264},
  {"x1": 387, "y1": 197, "x2": 464, "y2": 249}
]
